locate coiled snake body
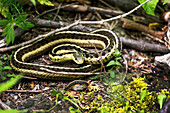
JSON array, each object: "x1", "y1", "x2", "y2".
[{"x1": 10, "y1": 29, "x2": 122, "y2": 80}]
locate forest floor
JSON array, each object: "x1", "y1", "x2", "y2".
[{"x1": 0, "y1": 0, "x2": 169, "y2": 113}]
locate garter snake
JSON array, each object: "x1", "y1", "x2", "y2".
[{"x1": 10, "y1": 29, "x2": 122, "y2": 80}]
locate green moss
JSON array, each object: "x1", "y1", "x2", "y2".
[{"x1": 81, "y1": 77, "x2": 169, "y2": 113}]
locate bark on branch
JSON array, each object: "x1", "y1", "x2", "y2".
[
  {"x1": 121, "y1": 37, "x2": 170, "y2": 53},
  {"x1": 0, "y1": 19, "x2": 169, "y2": 53},
  {"x1": 121, "y1": 18, "x2": 164, "y2": 38}
]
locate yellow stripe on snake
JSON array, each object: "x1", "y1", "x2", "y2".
[{"x1": 10, "y1": 29, "x2": 122, "y2": 80}]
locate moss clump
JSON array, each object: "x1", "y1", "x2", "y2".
[{"x1": 82, "y1": 77, "x2": 169, "y2": 113}]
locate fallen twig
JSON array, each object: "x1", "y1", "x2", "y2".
[
  {"x1": 79, "y1": 0, "x2": 151, "y2": 24},
  {"x1": 36, "y1": 4, "x2": 123, "y2": 19},
  {"x1": 1, "y1": 23, "x2": 168, "y2": 53},
  {"x1": 0, "y1": 0, "x2": 151, "y2": 52},
  {"x1": 118, "y1": 92, "x2": 138, "y2": 104},
  {"x1": 0, "y1": 99, "x2": 11, "y2": 109},
  {"x1": 5, "y1": 90, "x2": 43, "y2": 93},
  {"x1": 62, "y1": 4, "x2": 123, "y2": 16},
  {"x1": 0, "y1": 21, "x2": 79, "y2": 52}
]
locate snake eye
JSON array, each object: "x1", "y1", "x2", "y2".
[{"x1": 90, "y1": 55, "x2": 93, "y2": 58}]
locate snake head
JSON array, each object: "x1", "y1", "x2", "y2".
[{"x1": 73, "y1": 51, "x2": 84, "y2": 64}]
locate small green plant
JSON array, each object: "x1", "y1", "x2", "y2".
[
  {"x1": 0, "y1": 0, "x2": 34, "y2": 46},
  {"x1": 0, "y1": 54, "x2": 8, "y2": 60},
  {"x1": 106, "y1": 49, "x2": 122, "y2": 83},
  {"x1": 157, "y1": 94, "x2": 167, "y2": 109},
  {"x1": 0, "y1": 60, "x2": 12, "y2": 80},
  {"x1": 91, "y1": 49, "x2": 123, "y2": 84},
  {"x1": 0, "y1": 0, "x2": 55, "y2": 46},
  {"x1": 49, "y1": 90, "x2": 83, "y2": 113},
  {"x1": 0, "y1": 53, "x2": 19, "y2": 80}
]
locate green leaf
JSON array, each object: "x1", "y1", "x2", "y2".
[
  {"x1": 90, "y1": 75, "x2": 100, "y2": 80},
  {"x1": 115, "y1": 61, "x2": 122, "y2": 66},
  {"x1": 15, "y1": 21, "x2": 34, "y2": 30},
  {"x1": 118, "y1": 96, "x2": 124, "y2": 103},
  {"x1": 114, "y1": 49, "x2": 121, "y2": 57},
  {"x1": 139, "y1": 110, "x2": 145, "y2": 113},
  {"x1": 3, "y1": 66, "x2": 12, "y2": 70},
  {"x1": 0, "y1": 20, "x2": 9, "y2": 27},
  {"x1": 30, "y1": 0, "x2": 36, "y2": 6},
  {"x1": 69, "y1": 107, "x2": 82, "y2": 113},
  {"x1": 3, "y1": 57, "x2": 7, "y2": 60},
  {"x1": 2, "y1": 23, "x2": 13, "y2": 36},
  {"x1": 37, "y1": 0, "x2": 54, "y2": 6},
  {"x1": 157, "y1": 94, "x2": 167, "y2": 109},
  {"x1": 14, "y1": 14, "x2": 34, "y2": 30},
  {"x1": 4, "y1": 23, "x2": 15, "y2": 46},
  {"x1": 0, "y1": 5, "x2": 9, "y2": 18},
  {"x1": 14, "y1": 14, "x2": 27, "y2": 23},
  {"x1": 109, "y1": 70, "x2": 115, "y2": 78},
  {"x1": 5, "y1": 12, "x2": 13, "y2": 21},
  {"x1": 140, "y1": 89, "x2": 147, "y2": 103},
  {"x1": 103, "y1": 78, "x2": 109, "y2": 84},
  {"x1": 107, "y1": 60, "x2": 116, "y2": 67},
  {"x1": 8, "y1": 51, "x2": 15, "y2": 61},
  {"x1": 50, "y1": 90, "x2": 60, "y2": 96},
  {"x1": 7, "y1": 74, "x2": 17, "y2": 78},
  {"x1": 2, "y1": 76, "x2": 6, "y2": 80},
  {"x1": 138, "y1": 0, "x2": 159, "y2": 16},
  {"x1": 0, "y1": 60, "x2": 3, "y2": 66},
  {"x1": 125, "y1": 101, "x2": 129, "y2": 111},
  {"x1": 0, "y1": 109, "x2": 27, "y2": 113},
  {"x1": 107, "y1": 60, "x2": 121, "y2": 67},
  {"x1": 163, "y1": 0, "x2": 169, "y2": 5},
  {"x1": 63, "y1": 94, "x2": 81, "y2": 110},
  {"x1": 0, "y1": 75, "x2": 21, "y2": 93},
  {"x1": 116, "y1": 57, "x2": 122, "y2": 60}
]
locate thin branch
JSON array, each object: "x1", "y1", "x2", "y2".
[
  {"x1": 0, "y1": 99, "x2": 11, "y2": 109},
  {"x1": 5, "y1": 90, "x2": 43, "y2": 93},
  {"x1": 118, "y1": 92, "x2": 139, "y2": 104},
  {"x1": 0, "y1": 0, "x2": 150, "y2": 52},
  {"x1": 79, "y1": 0, "x2": 151, "y2": 24},
  {"x1": 0, "y1": 21, "x2": 79, "y2": 52}
]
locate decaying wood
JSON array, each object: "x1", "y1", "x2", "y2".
[
  {"x1": 155, "y1": 53, "x2": 170, "y2": 71},
  {"x1": 121, "y1": 18, "x2": 164, "y2": 38},
  {"x1": 29, "y1": 19, "x2": 94, "y2": 31},
  {"x1": 121, "y1": 36, "x2": 170, "y2": 53}
]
